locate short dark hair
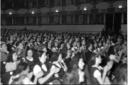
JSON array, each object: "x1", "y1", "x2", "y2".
[{"x1": 108, "y1": 46, "x2": 115, "y2": 56}]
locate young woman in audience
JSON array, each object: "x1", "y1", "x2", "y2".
[
  {"x1": 15, "y1": 42, "x2": 25, "y2": 58},
  {"x1": 77, "y1": 56, "x2": 86, "y2": 85},
  {"x1": 89, "y1": 54, "x2": 111, "y2": 85},
  {"x1": 33, "y1": 51, "x2": 61, "y2": 84}
]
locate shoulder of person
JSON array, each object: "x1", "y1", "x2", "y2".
[{"x1": 93, "y1": 69, "x2": 101, "y2": 78}]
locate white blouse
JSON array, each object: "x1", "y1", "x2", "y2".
[{"x1": 22, "y1": 77, "x2": 34, "y2": 84}]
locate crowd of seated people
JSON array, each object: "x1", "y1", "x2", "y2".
[{"x1": 0, "y1": 29, "x2": 127, "y2": 85}]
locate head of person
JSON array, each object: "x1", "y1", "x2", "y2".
[
  {"x1": 89, "y1": 54, "x2": 102, "y2": 66},
  {"x1": 27, "y1": 49, "x2": 33, "y2": 57},
  {"x1": 120, "y1": 56, "x2": 127, "y2": 64},
  {"x1": 39, "y1": 52, "x2": 47, "y2": 64},
  {"x1": 78, "y1": 57, "x2": 85, "y2": 70},
  {"x1": 117, "y1": 35, "x2": 124, "y2": 45},
  {"x1": 42, "y1": 46, "x2": 47, "y2": 53},
  {"x1": 17, "y1": 42, "x2": 24, "y2": 50},
  {"x1": 1, "y1": 43, "x2": 7, "y2": 51},
  {"x1": 51, "y1": 46, "x2": 57, "y2": 52},
  {"x1": 86, "y1": 42, "x2": 93, "y2": 51}
]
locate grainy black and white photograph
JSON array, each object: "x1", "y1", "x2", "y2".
[{"x1": 0, "y1": 0, "x2": 127, "y2": 85}]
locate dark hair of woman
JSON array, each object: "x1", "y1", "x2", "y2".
[
  {"x1": 25, "y1": 48, "x2": 33, "y2": 57},
  {"x1": 88, "y1": 53, "x2": 100, "y2": 67},
  {"x1": 50, "y1": 53, "x2": 59, "y2": 62},
  {"x1": 107, "y1": 46, "x2": 115, "y2": 57},
  {"x1": 99, "y1": 55, "x2": 108, "y2": 67}
]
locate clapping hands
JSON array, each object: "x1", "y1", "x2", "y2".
[
  {"x1": 104, "y1": 61, "x2": 113, "y2": 73},
  {"x1": 35, "y1": 71, "x2": 44, "y2": 78},
  {"x1": 50, "y1": 65, "x2": 60, "y2": 74}
]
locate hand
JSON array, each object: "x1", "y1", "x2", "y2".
[
  {"x1": 98, "y1": 66, "x2": 103, "y2": 70},
  {"x1": 35, "y1": 71, "x2": 44, "y2": 78},
  {"x1": 103, "y1": 65, "x2": 109, "y2": 73},
  {"x1": 104, "y1": 61, "x2": 113, "y2": 72},
  {"x1": 50, "y1": 65, "x2": 60, "y2": 74},
  {"x1": 109, "y1": 55, "x2": 116, "y2": 61}
]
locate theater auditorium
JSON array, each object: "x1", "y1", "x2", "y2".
[{"x1": 1, "y1": 0, "x2": 127, "y2": 85}]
